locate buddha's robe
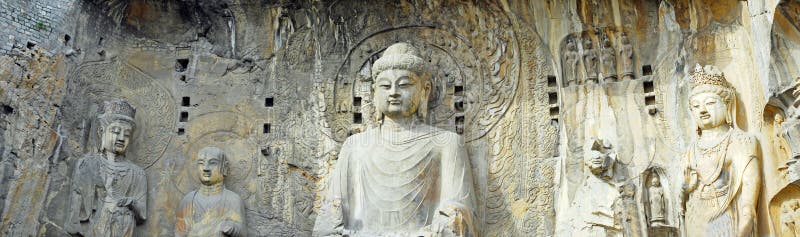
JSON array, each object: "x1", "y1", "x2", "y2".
[
  {"x1": 175, "y1": 189, "x2": 245, "y2": 237},
  {"x1": 683, "y1": 129, "x2": 759, "y2": 236},
  {"x1": 66, "y1": 154, "x2": 147, "y2": 237},
  {"x1": 314, "y1": 125, "x2": 476, "y2": 236}
]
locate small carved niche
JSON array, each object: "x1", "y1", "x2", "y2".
[
  {"x1": 265, "y1": 97, "x2": 274, "y2": 107},
  {"x1": 263, "y1": 123, "x2": 271, "y2": 134},
  {"x1": 179, "y1": 111, "x2": 188, "y2": 122},
  {"x1": 177, "y1": 128, "x2": 185, "y2": 135},
  {"x1": 455, "y1": 115, "x2": 465, "y2": 134},
  {"x1": 547, "y1": 75, "x2": 557, "y2": 88},
  {"x1": 643, "y1": 167, "x2": 675, "y2": 233},
  {"x1": 454, "y1": 85, "x2": 464, "y2": 96},
  {"x1": 642, "y1": 65, "x2": 653, "y2": 76},
  {"x1": 175, "y1": 58, "x2": 189, "y2": 72},
  {"x1": 353, "y1": 113, "x2": 363, "y2": 124},
  {"x1": 644, "y1": 78, "x2": 657, "y2": 115},
  {"x1": 454, "y1": 100, "x2": 464, "y2": 112},
  {"x1": 548, "y1": 92, "x2": 558, "y2": 104},
  {"x1": 353, "y1": 97, "x2": 362, "y2": 107},
  {"x1": 181, "y1": 97, "x2": 190, "y2": 107}
]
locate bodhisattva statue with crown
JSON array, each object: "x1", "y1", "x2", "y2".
[
  {"x1": 66, "y1": 99, "x2": 147, "y2": 237},
  {"x1": 682, "y1": 65, "x2": 761, "y2": 237},
  {"x1": 175, "y1": 147, "x2": 246, "y2": 237},
  {"x1": 313, "y1": 43, "x2": 477, "y2": 237}
]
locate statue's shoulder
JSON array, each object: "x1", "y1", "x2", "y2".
[
  {"x1": 222, "y1": 188, "x2": 243, "y2": 201},
  {"x1": 730, "y1": 128, "x2": 758, "y2": 148},
  {"x1": 75, "y1": 153, "x2": 103, "y2": 169},
  {"x1": 342, "y1": 127, "x2": 379, "y2": 147}
]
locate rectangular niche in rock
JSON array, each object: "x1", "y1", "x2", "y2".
[
  {"x1": 353, "y1": 97, "x2": 362, "y2": 107},
  {"x1": 265, "y1": 97, "x2": 274, "y2": 107},
  {"x1": 180, "y1": 111, "x2": 188, "y2": 122},
  {"x1": 182, "y1": 97, "x2": 190, "y2": 107},
  {"x1": 353, "y1": 113, "x2": 363, "y2": 124},
  {"x1": 175, "y1": 58, "x2": 189, "y2": 72},
  {"x1": 642, "y1": 65, "x2": 653, "y2": 76},
  {"x1": 263, "y1": 123, "x2": 271, "y2": 134}
]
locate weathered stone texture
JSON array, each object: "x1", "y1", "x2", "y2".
[{"x1": 0, "y1": 0, "x2": 799, "y2": 236}]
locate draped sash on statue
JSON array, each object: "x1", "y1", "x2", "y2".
[
  {"x1": 317, "y1": 125, "x2": 476, "y2": 236},
  {"x1": 684, "y1": 129, "x2": 757, "y2": 236}
]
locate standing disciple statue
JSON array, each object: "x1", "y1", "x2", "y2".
[
  {"x1": 647, "y1": 174, "x2": 667, "y2": 227},
  {"x1": 618, "y1": 32, "x2": 634, "y2": 81},
  {"x1": 175, "y1": 147, "x2": 246, "y2": 237},
  {"x1": 599, "y1": 33, "x2": 617, "y2": 82},
  {"x1": 563, "y1": 37, "x2": 581, "y2": 86},
  {"x1": 66, "y1": 99, "x2": 147, "y2": 237},
  {"x1": 682, "y1": 65, "x2": 761, "y2": 236},
  {"x1": 313, "y1": 42, "x2": 477, "y2": 237},
  {"x1": 583, "y1": 37, "x2": 599, "y2": 83}
]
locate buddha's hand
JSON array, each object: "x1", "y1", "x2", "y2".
[
  {"x1": 116, "y1": 197, "x2": 135, "y2": 208},
  {"x1": 220, "y1": 220, "x2": 241, "y2": 237},
  {"x1": 682, "y1": 170, "x2": 697, "y2": 194},
  {"x1": 425, "y1": 203, "x2": 470, "y2": 237}
]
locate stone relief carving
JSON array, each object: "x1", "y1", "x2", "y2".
[
  {"x1": 559, "y1": 138, "x2": 622, "y2": 237},
  {"x1": 646, "y1": 174, "x2": 667, "y2": 227},
  {"x1": 562, "y1": 37, "x2": 581, "y2": 86},
  {"x1": 314, "y1": 43, "x2": 477, "y2": 237},
  {"x1": 618, "y1": 32, "x2": 634, "y2": 81},
  {"x1": 66, "y1": 99, "x2": 147, "y2": 237},
  {"x1": 175, "y1": 147, "x2": 246, "y2": 237},
  {"x1": 600, "y1": 33, "x2": 617, "y2": 82},
  {"x1": 781, "y1": 199, "x2": 800, "y2": 236},
  {"x1": 682, "y1": 65, "x2": 761, "y2": 236},
  {"x1": 561, "y1": 28, "x2": 634, "y2": 87},
  {"x1": 582, "y1": 37, "x2": 600, "y2": 84}
]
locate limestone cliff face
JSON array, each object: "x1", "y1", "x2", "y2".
[{"x1": 0, "y1": 0, "x2": 797, "y2": 236}]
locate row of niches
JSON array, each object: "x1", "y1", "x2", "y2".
[
  {"x1": 560, "y1": 28, "x2": 653, "y2": 87},
  {"x1": 172, "y1": 56, "x2": 278, "y2": 136}
]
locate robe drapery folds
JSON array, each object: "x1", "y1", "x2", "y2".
[
  {"x1": 314, "y1": 126, "x2": 477, "y2": 236},
  {"x1": 175, "y1": 189, "x2": 246, "y2": 237},
  {"x1": 66, "y1": 154, "x2": 147, "y2": 237},
  {"x1": 683, "y1": 129, "x2": 758, "y2": 237}
]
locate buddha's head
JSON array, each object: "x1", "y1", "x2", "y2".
[
  {"x1": 197, "y1": 146, "x2": 228, "y2": 186},
  {"x1": 649, "y1": 174, "x2": 661, "y2": 187},
  {"x1": 585, "y1": 138, "x2": 616, "y2": 177},
  {"x1": 689, "y1": 64, "x2": 734, "y2": 132},
  {"x1": 371, "y1": 42, "x2": 432, "y2": 122},
  {"x1": 98, "y1": 99, "x2": 136, "y2": 155}
]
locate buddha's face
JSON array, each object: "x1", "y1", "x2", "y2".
[
  {"x1": 100, "y1": 121, "x2": 133, "y2": 155},
  {"x1": 650, "y1": 175, "x2": 661, "y2": 187},
  {"x1": 585, "y1": 149, "x2": 610, "y2": 175},
  {"x1": 690, "y1": 92, "x2": 728, "y2": 130},
  {"x1": 197, "y1": 151, "x2": 225, "y2": 186},
  {"x1": 374, "y1": 69, "x2": 430, "y2": 119}
]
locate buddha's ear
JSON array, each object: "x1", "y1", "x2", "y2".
[{"x1": 221, "y1": 153, "x2": 230, "y2": 177}]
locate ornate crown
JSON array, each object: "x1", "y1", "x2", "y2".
[
  {"x1": 690, "y1": 64, "x2": 731, "y2": 89},
  {"x1": 102, "y1": 99, "x2": 136, "y2": 120}
]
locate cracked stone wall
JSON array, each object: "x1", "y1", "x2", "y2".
[{"x1": 0, "y1": 0, "x2": 798, "y2": 236}]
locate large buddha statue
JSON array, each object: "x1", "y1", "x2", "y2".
[
  {"x1": 175, "y1": 146, "x2": 245, "y2": 237},
  {"x1": 313, "y1": 43, "x2": 477, "y2": 237},
  {"x1": 66, "y1": 99, "x2": 147, "y2": 237},
  {"x1": 682, "y1": 65, "x2": 761, "y2": 236}
]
